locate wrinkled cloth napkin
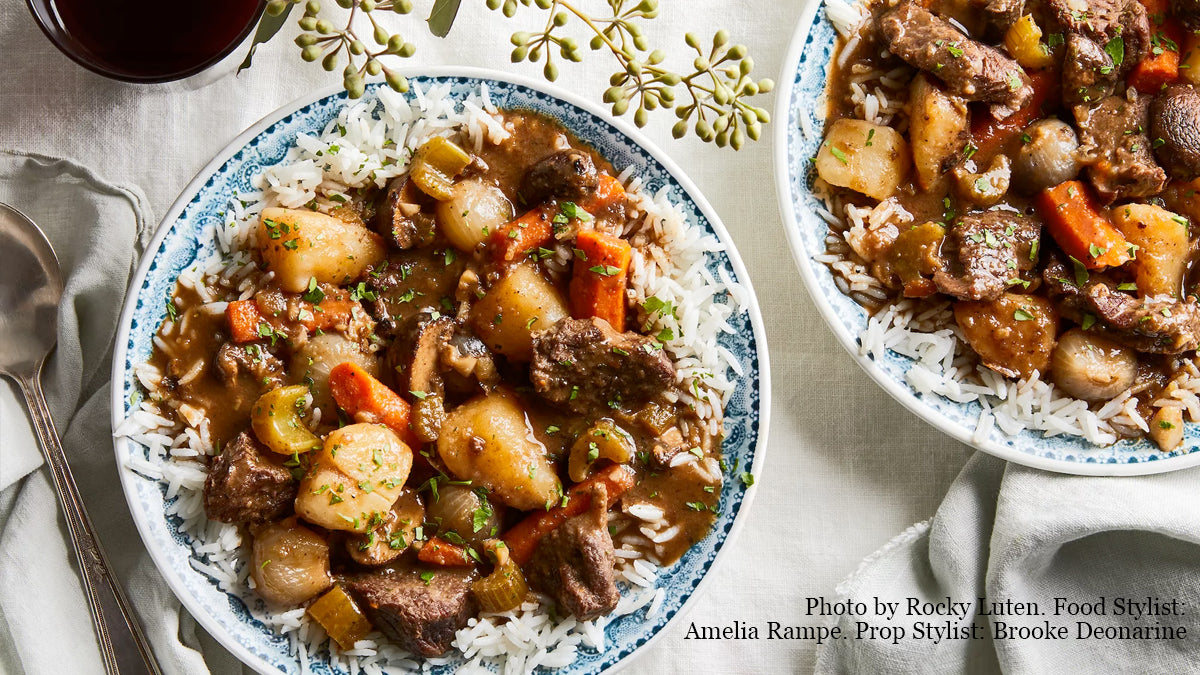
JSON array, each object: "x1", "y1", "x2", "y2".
[
  {"x1": 0, "y1": 151, "x2": 254, "y2": 675},
  {"x1": 815, "y1": 453, "x2": 1200, "y2": 674}
]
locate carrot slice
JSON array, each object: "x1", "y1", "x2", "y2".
[
  {"x1": 971, "y1": 69, "x2": 1058, "y2": 158},
  {"x1": 568, "y1": 229, "x2": 632, "y2": 332},
  {"x1": 328, "y1": 362, "x2": 420, "y2": 447},
  {"x1": 417, "y1": 536, "x2": 473, "y2": 567},
  {"x1": 503, "y1": 464, "x2": 636, "y2": 566},
  {"x1": 491, "y1": 206, "x2": 554, "y2": 263},
  {"x1": 226, "y1": 299, "x2": 265, "y2": 343},
  {"x1": 1036, "y1": 180, "x2": 1133, "y2": 270},
  {"x1": 578, "y1": 173, "x2": 626, "y2": 212},
  {"x1": 1129, "y1": 20, "x2": 1183, "y2": 93}
]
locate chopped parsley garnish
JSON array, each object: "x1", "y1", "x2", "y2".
[
  {"x1": 828, "y1": 145, "x2": 849, "y2": 165},
  {"x1": 1013, "y1": 307, "x2": 1035, "y2": 322},
  {"x1": 302, "y1": 277, "x2": 325, "y2": 304},
  {"x1": 559, "y1": 201, "x2": 593, "y2": 222}
]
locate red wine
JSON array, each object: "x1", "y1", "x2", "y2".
[{"x1": 47, "y1": 0, "x2": 263, "y2": 80}]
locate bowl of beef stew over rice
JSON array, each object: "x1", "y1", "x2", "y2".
[
  {"x1": 778, "y1": 0, "x2": 1200, "y2": 473},
  {"x1": 112, "y1": 69, "x2": 768, "y2": 674}
]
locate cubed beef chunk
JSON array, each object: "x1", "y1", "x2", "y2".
[
  {"x1": 975, "y1": 0, "x2": 1023, "y2": 31},
  {"x1": 1074, "y1": 93, "x2": 1167, "y2": 201},
  {"x1": 1175, "y1": 0, "x2": 1200, "y2": 29},
  {"x1": 933, "y1": 211, "x2": 1041, "y2": 301},
  {"x1": 1082, "y1": 285, "x2": 1200, "y2": 354},
  {"x1": 1049, "y1": 0, "x2": 1151, "y2": 104},
  {"x1": 203, "y1": 430, "x2": 297, "y2": 525},
  {"x1": 215, "y1": 342, "x2": 285, "y2": 390},
  {"x1": 345, "y1": 565, "x2": 477, "y2": 657},
  {"x1": 878, "y1": 3, "x2": 1032, "y2": 117},
  {"x1": 367, "y1": 252, "x2": 465, "y2": 337},
  {"x1": 525, "y1": 486, "x2": 619, "y2": 621},
  {"x1": 520, "y1": 150, "x2": 599, "y2": 207},
  {"x1": 530, "y1": 317, "x2": 675, "y2": 415}
]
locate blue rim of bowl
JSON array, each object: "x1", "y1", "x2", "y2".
[
  {"x1": 110, "y1": 66, "x2": 771, "y2": 674},
  {"x1": 773, "y1": 1, "x2": 1200, "y2": 476}
]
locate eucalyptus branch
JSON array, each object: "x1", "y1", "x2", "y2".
[{"x1": 249, "y1": 0, "x2": 772, "y2": 148}]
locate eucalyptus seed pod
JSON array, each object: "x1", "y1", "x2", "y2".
[
  {"x1": 755, "y1": 107, "x2": 771, "y2": 123},
  {"x1": 713, "y1": 114, "x2": 729, "y2": 133},
  {"x1": 712, "y1": 85, "x2": 729, "y2": 105},
  {"x1": 742, "y1": 81, "x2": 759, "y2": 96},
  {"x1": 398, "y1": 42, "x2": 415, "y2": 57},
  {"x1": 511, "y1": 32, "x2": 529, "y2": 46},
  {"x1": 322, "y1": 51, "x2": 338, "y2": 71},
  {"x1": 694, "y1": 57, "x2": 709, "y2": 71},
  {"x1": 660, "y1": 72, "x2": 681, "y2": 86},
  {"x1": 315, "y1": 19, "x2": 333, "y2": 34},
  {"x1": 503, "y1": 0, "x2": 516, "y2": 17},
  {"x1": 301, "y1": 45, "x2": 322, "y2": 62},
  {"x1": 366, "y1": 58, "x2": 382, "y2": 76},
  {"x1": 305, "y1": 0, "x2": 320, "y2": 14},
  {"x1": 695, "y1": 119, "x2": 713, "y2": 140},
  {"x1": 529, "y1": 47, "x2": 541, "y2": 62},
  {"x1": 511, "y1": 46, "x2": 528, "y2": 62},
  {"x1": 685, "y1": 33, "x2": 700, "y2": 49},
  {"x1": 535, "y1": 0, "x2": 551, "y2": 8},
  {"x1": 715, "y1": 129, "x2": 729, "y2": 148},
  {"x1": 374, "y1": 25, "x2": 389, "y2": 44},
  {"x1": 637, "y1": 0, "x2": 658, "y2": 13},
  {"x1": 613, "y1": 99, "x2": 629, "y2": 116},
  {"x1": 609, "y1": 72, "x2": 627, "y2": 86},
  {"x1": 553, "y1": 12, "x2": 568, "y2": 26},
  {"x1": 626, "y1": 59, "x2": 642, "y2": 75},
  {"x1": 543, "y1": 62, "x2": 559, "y2": 81},
  {"x1": 385, "y1": 68, "x2": 408, "y2": 92},
  {"x1": 360, "y1": 0, "x2": 375, "y2": 11},
  {"x1": 603, "y1": 86, "x2": 624, "y2": 103},
  {"x1": 672, "y1": 121, "x2": 688, "y2": 139},
  {"x1": 295, "y1": 33, "x2": 317, "y2": 47},
  {"x1": 634, "y1": 107, "x2": 648, "y2": 127},
  {"x1": 394, "y1": 0, "x2": 412, "y2": 12},
  {"x1": 747, "y1": 120, "x2": 761, "y2": 141},
  {"x1": 713, "y1": 30, "x2": 729, "y2": 49},
  {"x1": 487, "y1": 0, "x2": 501, "y2": 8},
  {"x1": 387, "y1": 34, "x2": 404, "y2": 52},
  {"x1": 731, "y1": 128, "x2": 745, "y2": 150},
  {"x1": 345, "y1": 74, "x2": 365, "y2": 99},
  {"x1": 590, "y1": 35, "x2": 604, "y2": 50},
  {"x1": 349, "y1": 40, "x2": 365, "y2": 55},
  {"x1": 266, "y1": 0, "x2": 288, "y2": 16},
  {"x1": 758, "y1": 78, "x2": 775, "y2": 93},
  {"x1": 728, "y1": 44, "x2": 747, "y2": 59},
  {"x1": 299, "y1": 16, "x2": 317, "y2": 30},
  {"x1": 644, "y1": 94, "x2": 658, "y2": 111},
  {"x1": 659, "y1": 86, "x2": 675, "y2": 102},
  {"x1": 648, "y1": 50, "x2": 665, "y2": 65},
  {"x1": 633, "y1": 35, "x2": 648, "y2": 50},
  {"x1": 335, "y1": 0, "x2": 351, "y2": 8}
]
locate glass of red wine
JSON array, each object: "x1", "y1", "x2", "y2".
[{"x1": 26, "y1": 0, "x2": 266, "y2": 83}]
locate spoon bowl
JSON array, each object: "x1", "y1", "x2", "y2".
[{"x1": 0, "y1": 203, "x2": 62, "y2": 377}]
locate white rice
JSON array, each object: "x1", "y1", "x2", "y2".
[
  {"x1": 813, "y1": 0, "x2": 1200, "y2": 449},
  {"x1": 117, "y1": 84, "x2": 748, "y2": 673}
]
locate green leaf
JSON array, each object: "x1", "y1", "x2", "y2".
[
  {"x1": 238, "y1": 3, "x2": 295, "y2": 75},
  {"x1": 427, "y1": 0, "x2": 464, "y2": 38}
]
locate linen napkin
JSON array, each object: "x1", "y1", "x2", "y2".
[
  {"x1": 814, "y1": 452, "x2": 1200, "y2": 674},
  {"x1": 0, "y1": 151, "x2": 253, "y2": 675}
]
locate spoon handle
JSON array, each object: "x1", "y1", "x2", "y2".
[{"x1": 17, "y1": 371, "x2": 163, "y2": 675}]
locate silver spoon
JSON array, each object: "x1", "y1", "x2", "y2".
[{"x1": 0, "y1": 202, "x2": 162, "y2": 675}]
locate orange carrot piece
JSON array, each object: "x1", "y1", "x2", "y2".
[
  {"x1": 568, "y1": 230, "x2": 632, "y2": 332},
  {"x1": 226, "y1": 299, "x2": 264, "y2": 343},
  {"x1": 491, "y1": 206, "x2": 555, "y2": 263},
  {"x1": 417, "y1": 537, "x2": 473, "y2": 567},
  {"x1": 1137, "y1": 0, "x2": 1168, "y2": 18},
  {"x1": 578, "y1": 173, "x2": 626, "y2": 213},
  {"x1": 297, "y1": 298, "x2": 357, "y2": 332},
  {"x1": 1036, "y1": 180, "x2": 1133, "y2": 270},
  {"x1": 328, "y1": 362, "x2": 420, "y2": 447},
  {"x1": 503, "y1": 464, "x2": 636, "y2": 566},
  {"x1": 1129, "y1": 20, "x2": 1183, "y2": 93},
  {"x1": 971, "y1": 69, "x2": 1058, "y2": 158}
]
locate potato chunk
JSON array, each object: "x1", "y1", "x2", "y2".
[
  {"x1": 954, "y1": 293, "x2": 1058, "y2": 379},
  {"x1": 295, "y1": 423, "x2": 413, "y2": 532},
  {"x1": 815, "y1": 119, "x2": 910, "y2": 200},
  {"x1": 437, "y1": 389, "x2": 561, "y2": 511},
  {"x1": 471, "y1": 263, "x2": 569, "y2": 361},
  {"x1": 257, "y1": 207, "x2": 386, "y2": 293},
  {"x1": 1109, "y1": 203, "x2": 1190, "y2": 299},
  {"x1": 908, "y1": 74, "x2": 969, "y2": 191}
]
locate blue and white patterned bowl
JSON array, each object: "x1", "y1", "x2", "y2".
[
  {"x1": 774, "y1": 2, "x2": 1200, "y2": 475},
  {"x1": 110, "y1": 68, "x2": 770, "y2": 674}
]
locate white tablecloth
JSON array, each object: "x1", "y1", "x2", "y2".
[{"x1": 0, "y1": 0, "x2": 973, "y2": 672}]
